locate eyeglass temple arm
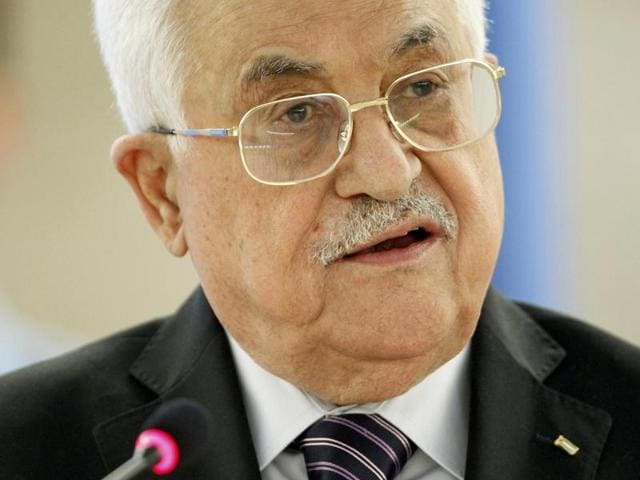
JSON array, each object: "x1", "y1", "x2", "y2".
[{"x1": 149, "y1": 126, "x2": 239, "y2": 137}]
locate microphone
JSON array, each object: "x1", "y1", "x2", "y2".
[{"x1": 102, "y1": 398, "x2": 212, "y2": 480}]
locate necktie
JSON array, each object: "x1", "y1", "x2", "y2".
[{"x1": 294, "y1": 413, "x2": 416, "y2": 480}]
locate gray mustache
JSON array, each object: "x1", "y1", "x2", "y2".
[{"x1": 312, "y1": 182, "x2": 457, "y2": 266}]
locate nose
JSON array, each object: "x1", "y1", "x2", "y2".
[{"x1": 334, "y1": 107, "x2": 422, "y2": 201}]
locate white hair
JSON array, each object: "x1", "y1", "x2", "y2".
[
  {"x1": 93, "y1": 0, "x2": 488, "y2": 134},
  {"x1": 93, "y1": 0, "x2": 189, "y2": 134},
  {"x1": 456, "y1": 0, "x2": 489, "y2": 57}
]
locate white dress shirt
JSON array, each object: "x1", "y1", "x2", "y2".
[{"x1": 227, "y1": 333, "x2": 470, "y2": 480}]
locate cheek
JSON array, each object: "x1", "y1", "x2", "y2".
[
  {"x1": 236, "y1": 194, "x2": 328, "y2": 319},
  {"x1": 179, "y1": 168, "x2": 238, "y2": 282},
  {"x1": 458, "y1": 143, "x2": 504, "y2": 281},
  {"x1": 459, "y1": 141, "x2": 504, "y2": 245},
  {"x1": 179, "y1": 153, "x2": 328, "y2": 326},
  {"x1": 427, "y1": 140, "x2": 504, "y2": 282}
]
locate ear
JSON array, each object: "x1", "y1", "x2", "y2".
[
  {"x1": 484, "y1": 52, "x2": 499, "y2": 67},
  {"x1": 112, "y1": 134, "x2": 188, "y2": 257}
]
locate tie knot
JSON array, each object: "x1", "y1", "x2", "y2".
[{"x1": 294, "y1": 413, "x2": 416, "y2": 480}]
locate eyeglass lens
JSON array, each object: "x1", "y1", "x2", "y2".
[{"x1": 239, "y1": 61, "x2": 499, "y2": 183}]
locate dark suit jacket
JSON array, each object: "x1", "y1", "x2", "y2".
[{"x1": 0, "y1": 287, "x2": 638, "y2": 479}]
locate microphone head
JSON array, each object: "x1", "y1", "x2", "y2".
[{"x1": 136, "y1": 398, "x2": 213, "y2": 475}]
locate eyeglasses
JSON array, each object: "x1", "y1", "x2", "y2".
[{"x1": 151, "y1": 59, "x2": 506, "y2": 186}]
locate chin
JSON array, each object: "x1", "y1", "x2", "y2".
[
  {"x1": 343, "y1": 330, "x2": 448, "y2": 362},
  {"x1": 329, "y1": 297, "x2": 465, "y2": 358},
  {"x1": 300, "y1": 334, "x2": 468, "y2": 406},
  {"x1": 313, "y1": 354, "x2": 441, "y2": 406}
]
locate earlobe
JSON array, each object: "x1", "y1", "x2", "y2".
[
  {"x1": 111, "y1": 134, "x2": 188, "y2": 257},
  {"x1": 169, "y1": 225, "x2": 188, "y2": 257}
]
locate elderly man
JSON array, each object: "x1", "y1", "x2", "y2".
[{"x1": 1, "y1": 1, "x2": 638, "y2": 479}]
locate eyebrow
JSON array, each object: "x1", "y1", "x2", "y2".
[
  {"x1": 242, "y1": 55, "x2": 326, "y2": 86},
  {"x1": 240, "y1": 23, "x2": 443, "y2": 88},
  {"x1": 388, "y1": 23, "x2": 441, "y2": 57}
]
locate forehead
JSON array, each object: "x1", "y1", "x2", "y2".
[
  {"x1": 178, "y1": 0, "x2": 470, "y2": 115},
  {"x1": 187, "y1": 0, "x2": 467, "y2": 57}
]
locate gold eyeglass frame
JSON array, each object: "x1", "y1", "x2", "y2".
[{"x1": 151, "y1": 58, "x2": 506, "y2": 186}]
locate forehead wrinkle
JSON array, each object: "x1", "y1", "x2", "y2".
[
  {"x1": 389, "y1": 23, "x2": 441, "y2": 57},
  {"x1": 267, "y1": 0, "x2": 392, "y2": 31},
  {"x1": 241, "y1": 55, "x2": 326, "y2": 87},
  {"x1": 179, "y1": 0, "x2": 466, "y2": 119}
]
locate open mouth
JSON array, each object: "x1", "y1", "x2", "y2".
[{"x1": 343, "y1": 227, "x2": 431, "y2": 260}]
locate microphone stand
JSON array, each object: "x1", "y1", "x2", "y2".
[{"x1": 102, "y1": 448, "x2": 161, "y2": 480}]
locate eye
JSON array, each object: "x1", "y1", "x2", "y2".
[
  {"x1": 410, "y1": 80, "x2": 436, "y2": 97},
  {"x1": 286, "y1": 103, "x2": 313, "y2": 123},
  {"x1": 391, "y1": 70, "x2": 448, "y2": 101},
  {"x1": 256, "y1": 95, "x2": 340, "y2": 134}
]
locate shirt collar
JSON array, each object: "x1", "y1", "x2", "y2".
[
  {"x1": 227, "y1": 332, "x2": 469, "y2": 479},
  {"x1": 379, "y1": 345, "x2": 470, "y2": 479}
]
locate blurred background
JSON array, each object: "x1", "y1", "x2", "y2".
[{"x1": 0, "y1": 1, "x2": 638, "y2": 373}]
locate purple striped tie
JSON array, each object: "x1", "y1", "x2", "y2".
[{"x1": 294, "y1": 413, "x2": 416, "y2": 480}]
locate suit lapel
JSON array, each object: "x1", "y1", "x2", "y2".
[
  {"x1": 91, "y1": 287, "x2": 614, "y2": 479},
  {"x1": 92, "y1": 289, "x2": 261, "y2": 479},
  {"x1": 466, "y1": 289, "x2": 612, "y2": 480}
]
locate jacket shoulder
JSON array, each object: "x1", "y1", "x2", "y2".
[
  {"x1": 0, "y1": 318, "x2": 164, "y2": 478},
  {"x1": 517, "y1": 301, "x2": 640, "y2": 379}
]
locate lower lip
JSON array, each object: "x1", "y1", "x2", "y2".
[{"x1": 338, "y1": 235, "x2": 439, "y2": 266}]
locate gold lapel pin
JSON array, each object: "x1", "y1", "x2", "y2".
[{"x1": 554, "y1": 435, "x2": 580, "y2": 456}]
